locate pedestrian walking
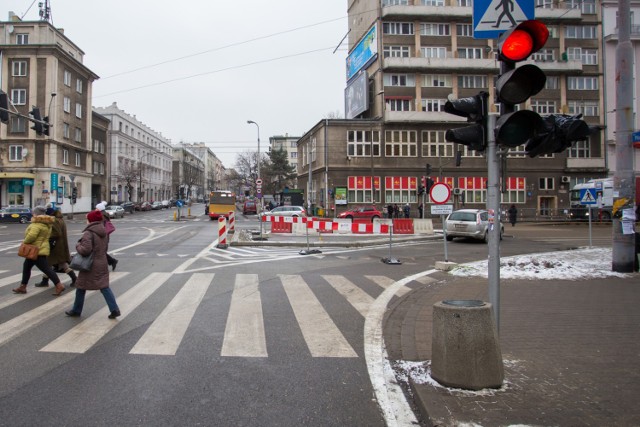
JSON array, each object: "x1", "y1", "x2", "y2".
[
  {"x1": 394, "y1": 203, "x2": 400, "y2": 218},
  {"x1": 96, "y1": 202, "x2": 118, "y2": 270},
  {"x1": 36, "y1": 207, "x2": 77, "y2": 288},
  {"x1": 418, "y1": 203, "x2": 423, "y2": 219},
  {"x1": 508, "y1": 204, "x2": 518, "y2": 227},
  {"x1": 65, "y1": 210, "x2": 121, "y2": 319},
  {"x1": 403, "y1": 203, "x2": 410, "y2": 218},
  {"x1": 387, "y1": 204, "x2": 394, "y2": 219},
  {"x1": 12, "y1": 206, "x2": 65, "y2": 296}
]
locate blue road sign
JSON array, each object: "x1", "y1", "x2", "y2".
[
  {"x1": 579, "y1": 188, "x2": 598, "y2": 205},
  {"x1": 473, "y1": 0, "x2": 535, "y2": 39},
  {"x1": 632, "y1": 131, "x2": 640, "y2": 143}
]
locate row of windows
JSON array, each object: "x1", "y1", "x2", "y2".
[
  {"x1": 345, "y1": 130, "x2": 591, "y2": 158},
  {"x1": 382, "y1": 22, "x2": 598, "y2": 39},
  {"x1": 11, "y1": 61, "x2": 84, "y2": 94},
  {"x1": 381, "y1": 0, "x2": 597, "y2": 14}
]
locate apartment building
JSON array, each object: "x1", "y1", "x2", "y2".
[
  {"x1": 0, "y1": 13, "x2": 99, "y2": 212},
  {"x1": 298, "y1": 0, "x2": 606, "y2": 218},
  {"x1": 179, "y1": 142, "x2": 227, "y2": 193},
  {"x1": 93, "y1": 102, "x2": 173, "y2": 204}
]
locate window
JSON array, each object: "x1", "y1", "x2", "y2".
[
  {"x1": 385, "y1": 130, "x2": 417, "y2": 157},
  {"x1": 387, "y1": 99, "x2": 413, "y2": 111},
  {"x1": 535, "y1": 0, "x2": 553, "y2": 8},
  {"x1": 421, "y1": 47, "x2": 447, "y2": 58},
  {"x1": 565, "y1": 26, "x2": 597, "y2": 39},
  {"x1": 568, "y1": 76, "x2": 598, "y2": 90},
  {"x1": 75, "y1": 153, "x2": 81, "y2": 167},
  {"x1": 421, "y1": 99, "x2": 446, "y2": 112},
  {"x1": 568, "y1": 139, "x2": 591, "y2": 158},
  {"x1": 63, "y1": 123, "x2": 70, "y2": 139},
  {"x1": 566, "y1": 47, "x2": 598, "y2": 65},
  {"x1": 9, "y1": 145, "x2": 24, "y2": 161},
  {"x1": 382, "y1": 0, "x2": 408, "y2": 4},
  {"x1": 545, "y1": 76, "x2": 559, "y2": 89},
  {"x1": 383, "y1": 45, "x2": 410, "y2": 58},
  {"x1": 63, "y1": 149, "x2": 69, "y2": 165},
  {"x1": 539, "y1": 177, "x2": 554, "y2": 190},
  {"x1": 457, "y1": 0, "x2": 472, "y2": 5},
  {"x1": 12, "y1": 61, "x2": 27, "y2": 77},
  {"x1": 423, "y1": 74, "x2": 451, "y2": 87},
  {"x1": 457, "y1": 47, "x2": 483, "y2": 59},
  {"x1": 456, "y1": 24, "x2": 473, "y2": 37},
  {"x1": 531, "y1": 100, "x2": 557, "y2": 114},
  {"x1": 10, "y1": 89, "x2": 26, "y2": 105},
  {"x1": 569, "y1": 0, "x2": 595, "y2": 14},
  {"x1": 10, "y1": 116, "x2": 27, "y2": 133},
  {"x1": 383, "y1": 73, "x2": 415, "y2": 86},
  {"x1": 76, "y1": 103, "x2": 83, "y2": 118},
  {"x1": 63, "y1": 97, "x2": 71, "y2": 113},
  {"x1": 420, "y1": 23, "x2": 450, "y2": 36},
  {"x1": 75, "y1": 127, "x2": 82, "y2": 143},
  {"x1": 532, "y1": 49, "x2": 554, "y2": 61},
  {"x1": 76, "y1": 79, "x2": 83, "y2": 93},
  {"x1": 383, "y1": 22, "x2": 414, "y2": 35},
  {"x1": 458, "y1": 75, "x2": 487, "y2": 88},
  {"x1": 422, "y1": 130, "x2": 453, "y2": 157},
  {"x1": 64, "y1": 70, "x2": 72, "y2": 86},
  {"x1": 16, "y1": 34, "x2": 29, "y2": 44},
  {"x1": 568, "y1": 101, "x2": 599, "y2": 117},
  {"x1": 347, "y1": 130, "x2": 381, "y2": 157},
  {"x1": 422, "y1": 0, "x2": 445, "y2": 5}
]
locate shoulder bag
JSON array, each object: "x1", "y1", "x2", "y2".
[
  {"x1": 70, "y1": 233, "x2": 95, "y2": 272},
  {"x1": 18, "y1": 243, "x2": 39, "y2": 260}
]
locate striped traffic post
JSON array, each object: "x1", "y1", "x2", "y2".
[
  {"x1": 228, "y1": 211, "x2": 235, "y2": 234},
  {"x1": 217, "y1": 217, "x2": 228, "y2": 249}
]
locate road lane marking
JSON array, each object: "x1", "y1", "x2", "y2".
[
  {"x1": 280, "y1": 274, "x2": 357, "y2": 358},
  {"x1": 366, "y1": 275, "x2": 411, "y2": 297},
  {"x1": 221, "y1": 274, "x2": 267, "y2": 357},
  {"x1": 323, "y1": 275, "x2": 374, "y2": 317},
  {"x1": 40, "y1": 272, "x2": 171, "y2": 354},
  {"x1": 130, "y1": 273, "x2": 212, "y2": 356}
]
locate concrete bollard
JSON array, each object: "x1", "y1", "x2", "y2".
[{"x1": 431, "y1": 300, "x2": 504, "y2": 390}]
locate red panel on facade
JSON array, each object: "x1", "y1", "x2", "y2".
[{"x1": 348, "y1": 176, "x2": 355, "y2": 188}]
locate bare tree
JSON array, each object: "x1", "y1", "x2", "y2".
[
  {"x1": 325, "y1": 110, "x2": 343, "y2": 119},
  {"x1": 118, "y1": 161, "x2": 141, "y2": 202}
]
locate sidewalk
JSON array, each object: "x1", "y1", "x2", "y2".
[{"x1": 384, "y1": 272, "x2": 640, "y2": 427}]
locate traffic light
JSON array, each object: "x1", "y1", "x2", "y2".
[
  {"x1": 43, "y1": 116, "x2": 50, "y2": 136},
  {"x1": 525, "y1": 114, "x2": 593, "y2": 157},
  {"x1": 29, "y1": 107, "x2": 44, "y2": 135},
  {"x1": 71, "y1": 187, "x2": 78, "y2": 204},
  {"x1": 426, "y1": 178, "x2": 435, "y2": 195},
  {"x1": 418, "y1": 177, "x2": 426, "y2": 196},
  {"x1": 494, "y1": 20, "x2": 548, "y2": 148},
  {"x1": 444, "y1": 91, "x2": 488, "y2": 152},
  {"x1": 455, "y1": 150, "x2": 462, "y2": 167},
  {"x1": 0, "y1": 91, "x2": 9, "y2": 123}
]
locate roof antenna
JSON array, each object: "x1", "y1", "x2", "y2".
[{"x1": 38, "y1": 1, "x2": 51, "y2": 23}]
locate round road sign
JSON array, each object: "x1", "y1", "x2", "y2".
[
  {"x1": 256, "y1": 178, "x2": 263, "y2": 185},
  {"x1": 430, "y1": 182, "x2": 451, "y2": 205}
]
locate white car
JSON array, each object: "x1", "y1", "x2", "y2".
[
  {"x1": 445, "y1": 209, "x2": 503, "y2": 243},
  {"x1": 104, "y1": 205, "x2": 125, "y2": 219},
  {"x1": 264, "y1": 205, "x2": 307, "y2": 217}
]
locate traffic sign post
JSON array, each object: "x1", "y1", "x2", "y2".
[
  {"x1": 579, "y1": 188, "x2": 597, "y2": 248},
  {"x1": 429, "y1": 183, "x2": 452, "y2": 262},
  {"x1": 473, "y1": 0, "x2": 534, "y2": 39}
]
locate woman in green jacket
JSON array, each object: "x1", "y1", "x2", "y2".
[{"x1": 12, "y1": 206, "x2": 65, "y2": 296}]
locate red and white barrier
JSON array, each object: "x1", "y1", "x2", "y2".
[
  {"x1": 228, "y1": 211, "x2": 235, "y2": 233},
  {"x1": 261, "y1": 215, "x2": 308, "y2": 224},
  {"x1": 216, "y1": 217, "x2": 228, "y2": 249}
]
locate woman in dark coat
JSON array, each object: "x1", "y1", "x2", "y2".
[
  {"x1": 508, "y1": 204, "x2": 518, "y2": 227},
  {"x1": 37, "y1": 208, "x2": 77, "y2": 287},
  {"x1": 65, "y1": 210, "x2": 121, "y2": 319}
]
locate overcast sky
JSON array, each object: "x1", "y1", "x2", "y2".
[{"x1": 2, "y1": 0, "x2": 349, "y2": 168}]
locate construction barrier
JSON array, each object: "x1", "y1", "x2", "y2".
[
  {"x1": 262, "y1": 215, "x2": 392, "y2": 235},
  {"x1": 228, "y1": 211, "x2": 235, "y2": 233},
  {"x1": 413, "y1": 218, "x2": 434, "y2": 234},
  {"x1": 216, "y1": 217, "x2": 228, "y2": 249},
  {"x1": 271, "y1": 221, "x2": 293, "y2": 233},
  {"x1": 392, "y1": 218, "x2": 415, "y2": 234}
]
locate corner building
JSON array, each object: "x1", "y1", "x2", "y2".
[{"x1": 299, "y1": 0, "x2": 606, "y2": 219}]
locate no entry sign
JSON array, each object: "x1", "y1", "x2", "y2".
[{"x1": 430, "y1": 183, "x2": 451, "y2": 205}]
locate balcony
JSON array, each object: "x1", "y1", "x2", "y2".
[
  {"x1": 384, "y1": 110, "x2": 467, "y2": 123},
  {"x1": 384, "y1": 56, "x2": 497, "y2": 73},
  {"x1": 566, "y1": 157, "x2": 606, "y2": 170},
  {"x1": 604, "y1": 25, "x2": 640, "y2": 43},
  {"x1": 381, "y1": 5, "x2": 470, "y2": 20},
  {"x1": 535, "y1": 7, "x2": 583, "y2": 23}
]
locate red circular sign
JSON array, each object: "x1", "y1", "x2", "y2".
[{"x1": 430, "y1": 183, "x2": 451, "y2": 205}]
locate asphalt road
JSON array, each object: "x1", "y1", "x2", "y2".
[{"x1": 0, "y1": 208, "x2": 615, "y2": 426}]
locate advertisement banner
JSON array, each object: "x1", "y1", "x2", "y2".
[{"x1": 335, "y1": 187, "x2": 347, "y2": 205}]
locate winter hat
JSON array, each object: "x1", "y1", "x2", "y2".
[
  {"x1": 32, "y1": 206, "x2": 46, "y2": 216},
  {"x1": 96, "y1": 202, "x2": 106, "y2": 211},
  {"x1": 87, "y1": 210, "x2": 103, "y2": 223},
  {"x1": 45, "y1": 207, "x2": 56, "y2": 216}
]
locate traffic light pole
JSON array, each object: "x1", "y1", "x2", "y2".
[{"x1": 486, "y1": 113, "x2": 501, "y2": 333}]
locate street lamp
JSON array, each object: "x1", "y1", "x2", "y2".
[{"x1": 247, "y1": 120, "x2": 264, "y2": 240}]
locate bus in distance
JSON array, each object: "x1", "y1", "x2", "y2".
[{"x1": 207, "y1": 191, "x2": 236, "y2": 220}]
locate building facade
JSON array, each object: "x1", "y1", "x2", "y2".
[
  {"x1": 172, "y1": 145, "x2": 205, "y2": 201},
  {"x1": 298, "y1": 0, "x2": 607, "y2": 218},
  {"x1": 1, "y1": 13, "x2": 99, "y2": 212},
  {"x1": 93, "y1": 102, "x2": 173, "y2": 204},
  {"x1": 178, "y1": 142, "x2": 227, "y2": 193}
]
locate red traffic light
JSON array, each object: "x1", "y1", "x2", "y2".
[{"x1": 498, "y1": 20, "x2": 549, "y2": 63}]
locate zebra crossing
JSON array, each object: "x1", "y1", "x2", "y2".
[{"x1": 0, "y1": 270, "x2": 426, "y2": 358}]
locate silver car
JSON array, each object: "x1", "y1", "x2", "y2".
[
  {"x1": 445, "y1": 209, "x2": 503, "y2": 243},
  {"x1": 104, "y1": 205, "x2": 125, "y2": 219},
  {"x1": 264, "y1": 205, "x2": 307, "y2": 217}
]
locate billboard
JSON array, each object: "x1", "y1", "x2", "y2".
[
  {"x1": 345, "y1": 71, "x2": 369, "y2": 119},
  {"x1": 346, "y1": 24, "x2": 378, "y2": 81}
]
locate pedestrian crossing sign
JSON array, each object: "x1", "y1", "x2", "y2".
[
  {"x1": 579, "y1": 188, "x2": 598, "y2": 205},
  {"x1": 473, "y1": 0, "x2": 534, "y2": 39}
]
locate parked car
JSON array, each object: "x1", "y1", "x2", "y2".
[
  {"x1": 161, "y1": 200, "x2": 171, "y2": 209},
  {"x1": 264, "y1": 205, "x2": 307, "y2": 217},
  {"x1": 0, "y1": 206, "x2": 33, "y2": 224},
  {"x1": 119, "y1": 201, "x2": 135, "y2": 214},
  {"x1": 445, "y1": 209, "x2": 503, "y2": 243},
  {"x1": 151, "y1": 201, "x2": 163, "y2": 210},
  {"x1": 138, "y1": 201, "x2": 152, "y2": 211},
  {"x1": 337, "y1": 205, "x2": 382, "y2": 222},
  {"x1": 243, "y1": 200, "x2": 257, "y2": 215},
  {"x1": 104, "y1": 205, "x2": 125, "y2": 219}
]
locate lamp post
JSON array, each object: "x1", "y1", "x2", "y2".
[{"x1": 247, "y1": 120, "x2": 264, "y2": 240}]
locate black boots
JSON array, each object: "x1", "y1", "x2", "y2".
[{"x1": 68, "y1": 271, "x2": 77, "y2": 287}]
